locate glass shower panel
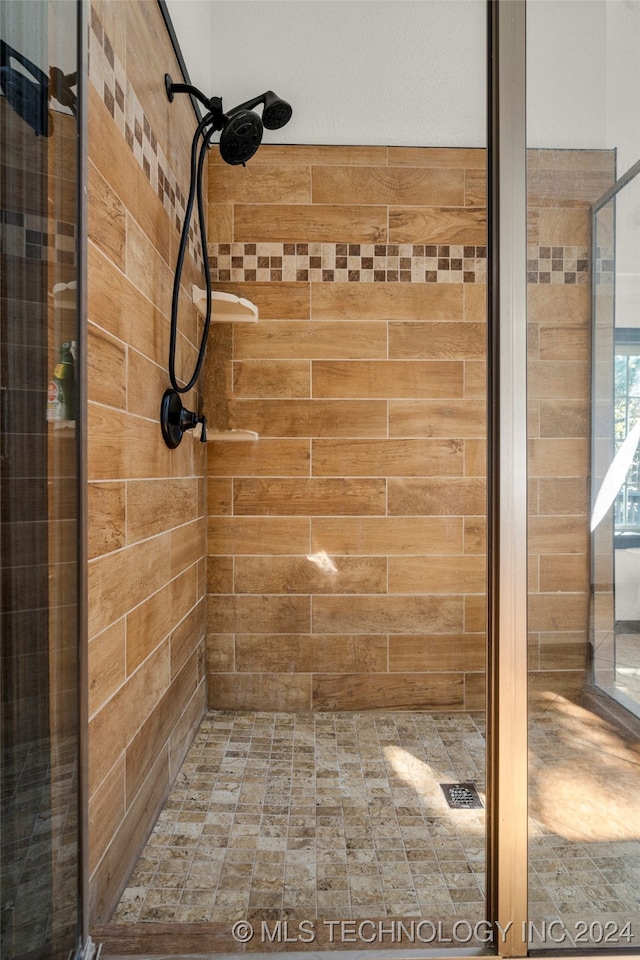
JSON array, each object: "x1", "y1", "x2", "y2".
[
  {"x1": 0, "y1": 1, "x2": 83, "y2": 958},
  {"x1": 527, "y1": 0, "x2": 640, "y2": 950}
]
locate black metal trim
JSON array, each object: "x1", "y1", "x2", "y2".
[
  {"x1": 76, "y1": 0, "x2": 90, "y2": 955},
  {"x1": 156, "y1": 0, "x2": 203, "y2": 122}
]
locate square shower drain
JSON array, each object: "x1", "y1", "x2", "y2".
[{"x1": 440, "y1": 782, "x2": 484, "y2": 809}]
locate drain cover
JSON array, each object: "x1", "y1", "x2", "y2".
[{"x1": 440, "y1": 782, "x2": 483, "y2": 809}]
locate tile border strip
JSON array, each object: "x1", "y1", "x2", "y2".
[{"x1": 209, "y1": 243, "x2": 589, "y2": 285}]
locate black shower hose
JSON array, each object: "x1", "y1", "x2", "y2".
[{"x1": 168, "y1": 112, "x2": 218, "y2": 394}]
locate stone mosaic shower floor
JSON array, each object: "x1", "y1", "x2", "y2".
[{"x1": 111, "y1": 702, "x2": 640, "y2": 951}]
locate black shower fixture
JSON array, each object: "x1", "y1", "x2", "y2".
[
  {"x1": 160, "y1": 74, "x2": 292, "y2": 448},
  {"x1": 165, "y1": 74, "x2": 292, "y2": 166}
]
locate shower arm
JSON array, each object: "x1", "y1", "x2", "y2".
[{"x1": 164, "y1": 74, "x2": 226, "y2": 131}]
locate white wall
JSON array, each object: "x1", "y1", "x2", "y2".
[
  {"x1": 165, "y1": 0, "x2": 487, "y2": 147},
  {"x1": 166, "y1": 0, "x2": 640, "y2": 159}
]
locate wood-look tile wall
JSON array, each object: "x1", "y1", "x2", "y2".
[
  {"x1": 87, "y1": 0, "x2": 207, "y2": 922},
  {"x1": 527, "y1": 149, "x2": 615, "y2": 694},
  {"x1": 205, "y1": 145, "x2": 488, "y2": 712},
  {"x1": 205, "y1": 145, "x2": 615, "y2": 712}
]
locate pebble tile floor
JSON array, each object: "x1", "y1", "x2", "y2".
[{"x1": 112, "y1": 701, "x2": 640, "y2": 950}]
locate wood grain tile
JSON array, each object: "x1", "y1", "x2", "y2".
[
  {"x1": 207, "y1": 595, "x2": 310, "y2": 634},
  {"x1": 464, "y1": 672, "x2": 486, "y2": 709},
  {"x1": 312, "y1": 595, "x2": 463, "y2": 634},
  {"x1": 88, "y1": 642, "x2": 170, "y2": 796},
  {"x1": 234, "y1": 204, "x2": 387, "y2": 243},
  {"x1": 234, "y1": 478, "x2": 387, "y2": 516},
  {"x1": 538, "y1": 207, "x2": 590, "y2": 246},
  {"x1": 464, "y1": 595, "x2": 486, "y2": 633},
  {"x1": 170, "y1": 517, "x2": 206, "y2": 579},
  {"x1": 313, "y1": 360, "x2": 464, "y2": 398},
  {"x1": 389, "y1": 207, "x2": 486, "y2": 244},
  {"x1": 464, "y1": 439, "x2": 486, "y2": 477},
  {"x1": 88, "y1": 619, "x2": 126, "y2": 719},
  {"x1": 312, "y1": 438, "x2": 463, "y2": 477},
  {"x1": 88, "y1": 244, "x2": 169, "y2": 367},
  {"x1": 88, "y1": 84, "x2": 171, "y2": 266},
  {"x1": 206, "y1": 439, "x2": 310, "y2": 477},
  {"x1": 229, "y1": 399, "x2": 388, "y2": 437},
  {"x1": 388, "y1": 634, "x2": 485, "y2": 672},
  {"x1": 527, "y1": 285, "x2": 589, "y2": 325},
  {"x1": 528, "y1": 361, "x2": 589, "y2": 400},
  {"x1": 389, "y1": 400, "x2": 485, "y2": 438},
  {"x1": 88, "y1": 481, "x2": 126, "y2": 559},
  {"x1": 389, "y1": 322, "x2": 485, "y2": 360},
  {"x1": 312, "y1": 673, "x2": 464, "y2": 711},
  {"x1": 210, "y1": 164, "x2": 311, "y2": 204},
  {"x1": 539, "y1": 324, "x2": 589, "y2": 361},
  {"x1": 126, "y1": 349, "x2": 167, "y2": 420},
  {"x1": 234, "y1": 634, "x2": 387, "y2": 673},
  {"x1": 464, "y1": 169, "x2": 486, "y2": 207},
  {"x1": 388, "y1": 556, "x2": 486, "y2": 594},
  {"x1": 529, "y1": 516, "x2": 589, "y2": 555},
  {"x1": 207, "y1": 203, "x2": 233, "y2": 243},
  {"x1": 539, "y1": 399, "x2": 589, "y2": 438},
  {"x1": 207, "y1": 516, "x2": 310, "y2": 555},
  {"x1": 88, "y1": 404, "x2": 171, "y2": 481},
  {"x1": 464, "y1": 284, "x2": 486, "y2": 322},
  {"x1": 208, "y1": 673, "x2": 312, "y2": 712},
  {"x1": 125, "y1": 215, "x2": 173, "y2": 316},
  {"x1": 464, "y1": 517, "x2": 486, "y2": 555},
  {"x1": 388, "y1": 477, "x2": 486, "y2": 516},
  {"x1": 125, "y1": 649, "x2": 199, "y2": 806},
  {"x1": 528, "y1": 169, "x2": 614, "y2": 206},
  {"x1": 207, "y1": 478, "x2": 233, "y2": 516},
  {"x1": 539, "y1": 554, "x2": 589, "y2": 593},
  {"x1": 213, "y1": 144, "x2": 389, "y2": 166},
  {"x1": 126, "y1": 478, "x2": 200, "y2": 544},
  {"x1": 464, "y1": 361, "x2": 486, "y2": 399},
  {"x1": 234, "y1": 555, "x2": 387, "y2": 594},
  {"x1": 538, "y1": 477, "x2": 589, "y2": 516},
  {"x1": 233, "y1": 360, "x2": 311, "y2": 398},
  {"x1": 211, "y1": 282, "x2": 310, "y2": 320},
  {"x1": 89, "y1": 160, "x2": 126, "y2": 272},
  {"x1": 170, "y1": 599, "x2": 205, "y2": 681},
  {"x1": 387, "y1": 147, "x2": 485, "y2": 168},
  {"x1": 126, "y1": 567, "x2": 197, "y2": 675},
  {"x1": 88, "y1": 323, "x2": 126, "y2": 409},
  {"x1": 88, "y1": 533, "x2": 171, "y2": 639},
  {"x1": 312, "y1": 165, "x2": 464, "y2": 206},
  {"x1": 311, "y1": 282, "x2": 463, "y2": 321},
  {"x1": 88, "y1": 755, "x2": 124, "y2": 874},
  {"x1": 539, "y1": 633, "x2": 588, "y2": 670},
  {"x1": 234, "y1": 320, "x2": 387, "y2": 360},
  {"x1": 311, "y1": 517, "x2": 464, "y2": 556},
  {"x1": 528, "y1": 438, "x2": 589, "y2": 478},
  {"x1": 528, "y1": 593, "x2": 589, "y2": 633},
  {"x1": 205, "y1": 635, "x2": 235, "y2": 673}
]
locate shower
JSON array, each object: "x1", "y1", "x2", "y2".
[{"x1": 160, "y1": 74, "x2": 292, "y2": 448}]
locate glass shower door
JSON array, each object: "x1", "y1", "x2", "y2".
[{"x1": 0, "y1": 2, "x2": 85, "y2": 957}]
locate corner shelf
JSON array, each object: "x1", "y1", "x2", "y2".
[
  {"x1": 193, "y1": 423, "x2": 259, "y2": 443},
  {"x1": 192, "y1": 286, "x2": 258, "y2": 322}
]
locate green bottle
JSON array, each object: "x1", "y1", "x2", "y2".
[{"x1": 47, "y1": 341, "x2": 75, "y2": 422}]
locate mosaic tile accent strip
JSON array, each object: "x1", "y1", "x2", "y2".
[
  {"x1": 527, "y1": 245, "x2": 590, "y2": 285},
  {"x1": 210, "y1": 244, "x2": 589, "y2": 285},
  {"x1": 595, "y1": 246, "x2": 615, "y2": 286},
  {"x1": 88, "y1": 10, "x2": 203, "y2": 269},
  {"x1": 0, "y1": 210, "x2": 76, "y2": 265}
]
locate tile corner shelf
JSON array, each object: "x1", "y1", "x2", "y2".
[
  {"x1": 193, "y1": 424, "x2": 259, "y2": 442},
  {"x1": 191, "y1": 286, "x2": 258, "y2": 322}
]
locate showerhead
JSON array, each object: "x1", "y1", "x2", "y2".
[
  {"x1": 261, "y1": 91, "x2": 293, "y2": 130},
  {"x1": 219, "y1": 109, "x2": 263, "y2": 166},
  {"x1": 164, "y1": 75, "x2": 293, "y2": 166}
]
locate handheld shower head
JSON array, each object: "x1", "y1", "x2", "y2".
[
  {"x1": 219, "y1": 109, "x2": 263, "y2": 166},
  {"x1": 261, "y1": 91, "x2": 293, "y2": 130}
]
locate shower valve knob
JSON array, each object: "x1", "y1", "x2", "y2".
[{"x1": 160, "y1": 388, "x2": 207, "y2": 448}]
